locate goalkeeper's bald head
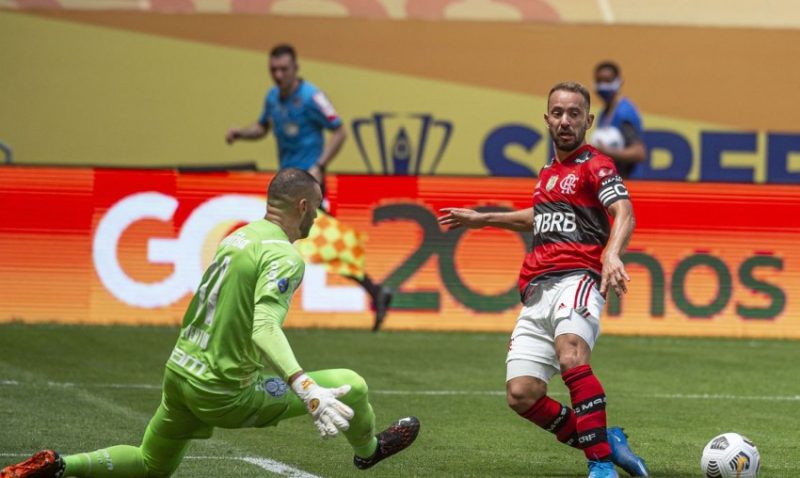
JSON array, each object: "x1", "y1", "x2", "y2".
[
  {"x1": 266, "y1": 168, "x2": 322, "y2": 241},
  {"x1": 268, "y1": 168, "x2": 319, "y2": 210}
]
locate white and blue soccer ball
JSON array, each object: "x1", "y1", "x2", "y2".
[
  {"x1": 700, "y1": 432, "x2": 760, "y2": 477},
  {"x1": 590, "y1": 126, "x2": 625, "y2": 150}
]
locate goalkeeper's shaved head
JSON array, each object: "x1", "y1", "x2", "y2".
[
  {"x1": 266, "y1": 168, "x2": 322, "y2": 241},
  {"x1": 267, "y1": 168, "x2": 320, "y2": 210}
]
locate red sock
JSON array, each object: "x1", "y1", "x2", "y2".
[
  {"x1": 562, "y1": 364, "x2": 611, "y2": 461},
  {"x1": 518, "y1": 395, "x2": 579, "y2": 447}
]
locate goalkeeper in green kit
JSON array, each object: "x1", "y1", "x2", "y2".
[{"x1": 2, "y1": 168, "x2": 419, "y2": 478}]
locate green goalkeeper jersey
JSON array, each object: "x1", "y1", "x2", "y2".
[{"x1": 166, "y1": 219, "x2": 305, "y2": 391}]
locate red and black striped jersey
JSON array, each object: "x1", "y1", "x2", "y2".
[{"x1": 517, "y1": 144, "x2": 630, "y2": 296}]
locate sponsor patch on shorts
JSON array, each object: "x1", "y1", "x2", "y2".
[{"x1": 261, "y1": 377, "x2": 288, "y2": 397}]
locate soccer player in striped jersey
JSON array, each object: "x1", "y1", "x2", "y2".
[
  {"x1": 439, "y1": 82, "x2": 648, "y2": 478},
  {"x1": 2, "y1": 169, "x2": 418, "y2": 478}
]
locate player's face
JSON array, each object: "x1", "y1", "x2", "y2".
[
  {"x1": 594, "y1": 67, "x2": 617, "y2": 85},
  {"x1": 544, "y1": 90, "x2": 594, "y2": 153},
  {"x1": 298, "y1": 185, "x2": 322, "y2": 239},
  {"x1": 594, "y1": 67, "x2": 621, "y2": 103},
  {"x1": 270, "y1": 54, "x2": 298, "y2": 94}
]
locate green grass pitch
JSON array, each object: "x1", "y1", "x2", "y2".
[{"x1": 1, "y1": 324, "x2": 797, "y2": 477}]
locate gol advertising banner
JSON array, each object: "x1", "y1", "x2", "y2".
[{"x1": 1, "y1": 166, "x2": 799, "y2": 338}]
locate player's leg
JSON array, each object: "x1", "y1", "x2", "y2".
[
  {"x1": 202, "y1": 368, "x2": 417, "y2": 470},
  {"x1": 9, "y1": 370, "x2": 209, "y2": 478},
  {"x1": 281, "y1": 369, "x2": 379, "y2": 458},
  {"x1": 307, "y1": 369, "x2": 419, "y2": 470},
  {"x1": 554, "y1": 274, "x2": 626, "y2": 477},
  {"x1": 280, "y1": 368, "x2": 419, "y2": 469},
  {"x1": 58, "y1": 429, "x2": 191, "y2": 478},
  {"x1": 347, "y1": 274, "x2": 392, "y2": 332},
  {"x1": 553, "y1": 273, "x2": 648, "y2": 477},
  {"x1": 301, "y1": 370, "x2": 418, "y2": 470},
  {"x1": 506, "y1": 292, "x2": 579, "y2": 448}
]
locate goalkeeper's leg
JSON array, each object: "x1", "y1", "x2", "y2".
[
  {"x1": 61, "y1": 426, "x2": 191, "y2": 478},
  {"x1": 280, "y1": 369, "x2": 378, "y2": 459},
  {"x1": 59, "y1": 370, "x2": 210, "y2": 478}
]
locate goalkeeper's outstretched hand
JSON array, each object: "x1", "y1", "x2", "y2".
[{"x1": 290, "y1": 373, "x2": 354, "y2": 439}]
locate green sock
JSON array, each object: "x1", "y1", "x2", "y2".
[
  {"x1": 353, "y1": 436, "x2": 379, "y2": 459},
  {"x1": 63, "y1": 446, "x2": 146, "y2": 478}
]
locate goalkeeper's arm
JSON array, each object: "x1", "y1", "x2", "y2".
[{"x1": 252, "y1": 303, "x2": 353, "y2": 438}]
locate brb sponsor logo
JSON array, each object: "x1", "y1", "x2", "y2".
[
  {"x1": 92, "y1": 192, "x2": 264, "y2": 308},
  {"x1": 351, "y1": 113, "x2": 453, "y2": 175},
  {"x1": 535, "y1": 212, "x2": 576, "y2": 234}
]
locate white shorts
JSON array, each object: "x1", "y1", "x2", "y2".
[{"x1": 506, "y1": 272, "x2": 605, "y2": 383}]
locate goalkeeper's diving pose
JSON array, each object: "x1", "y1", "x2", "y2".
[{"x1": 2, "y1": 168, "x2": 419, "y2": 478}]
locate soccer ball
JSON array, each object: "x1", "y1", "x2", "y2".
[
  {"x1": 589, "y1": 126, "x2": 625, "y2": 150},
  {"x1": 700, "y1": 432, "x2": 760, "y2": 477}
]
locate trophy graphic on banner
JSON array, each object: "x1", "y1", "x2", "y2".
[{"x1": 351, "y1": 113, "x2": 453, "y2": 175}]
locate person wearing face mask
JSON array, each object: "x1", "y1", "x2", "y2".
[{"x1": 590, "y1": 61, "x2": 646, "y2": 179}]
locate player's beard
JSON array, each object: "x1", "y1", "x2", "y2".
[
  {"x1": 298, "y1": 208, "x2": 315, "y2": 239},
  {"x1": 550, "y1": 126, "x2": 587, "y2": 153}
]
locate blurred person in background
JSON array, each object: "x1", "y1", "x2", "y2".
[
  {"x1": 589, "y1": 61, "x2": 646, "y2": 179},
  {"x1": 226, "y1": 43, "x2": 392, "y2": 332}
]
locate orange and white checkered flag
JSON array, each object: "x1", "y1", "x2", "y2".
[{"x1": 296, "y1": 211, "x2": 367, "y2": 280}]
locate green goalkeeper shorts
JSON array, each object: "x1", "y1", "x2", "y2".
[
  {"x1": 148, "y1": 367, "x2": 364, "y2": 440},
  {"x1": 150, "y1": 369, "x2": 363, "y2": 440}
]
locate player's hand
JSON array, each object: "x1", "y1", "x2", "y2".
[
  {"x1": 225, "y1": 128, "x2": 238, "y2": 145},
  {"x1": 438, "y1": 208, "x2": 487, "y2": 230},
  {"x1": 600, "y1": 253, "x2": 630, "y2": 298},
  {"x1": 290, "y1": 374, "x2": 354, "y2": 439}
]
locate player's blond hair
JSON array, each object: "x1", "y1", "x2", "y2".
[{"x1": 548, "y1": 81, "x2": 591, "y2": 111}]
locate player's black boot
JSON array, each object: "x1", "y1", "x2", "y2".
[
  {"x1": 0, "y1": 450, "x2": 65, "y2": 478},
  {"x1": 354, "y1": 416, "x2": 420, "y2": 470}
]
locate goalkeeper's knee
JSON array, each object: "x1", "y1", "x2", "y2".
[{"x1": 338, "y1": 369, "x2": 369, "y2": 403}]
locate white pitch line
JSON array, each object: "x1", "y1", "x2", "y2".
[
  {"x1": 240, "y1": 457, "x2": 323, "y2": 478},
  {"x1": 0, "y1": 454, "x2": 321, "y2": 477},
  {"x1": 3, "y1": 380, "x2": 799, "y2": 401}
]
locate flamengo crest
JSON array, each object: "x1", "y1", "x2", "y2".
[{"x1": 560, "y1": 173, "x2": 579, "y2": 194}]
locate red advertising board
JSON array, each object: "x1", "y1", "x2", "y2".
[{"x1": 1, "y1": 167, "x2": 798, "y2": 338}]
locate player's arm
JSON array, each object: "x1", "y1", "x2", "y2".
[
  {"x1": 438, "y1": 207, "x2": 533, "y2": 232},
  {"x1": 251, "y1": 300, "x2": 301, "y2": 380},
  {"x1": 600, "y1": 198, "x2": 635, "y2": 298},
  {"x1": 318, "y1": 125, "x2": 346, "y2": 170},
  {"x1": 226, "y1": 122, "x2": 270, "y2": 144},
  {"x1": 251, "y1": 301, "x2": 354, "y2": 438},
  {"x1": 596, "y1": 122, "x2": 646, "y2": 165},
  {"x1": 309, "y1": 125, "x2": 346, "y2": 183},
  {"x1": 251, "y1": 250, "x2": 353, "y2": 438},
  {"x1": 307, "y1": 91, "x2": 346, "y2": 182},
  {"x1": 227, "y1": 95, "x2": 273, "y2": 144}
]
